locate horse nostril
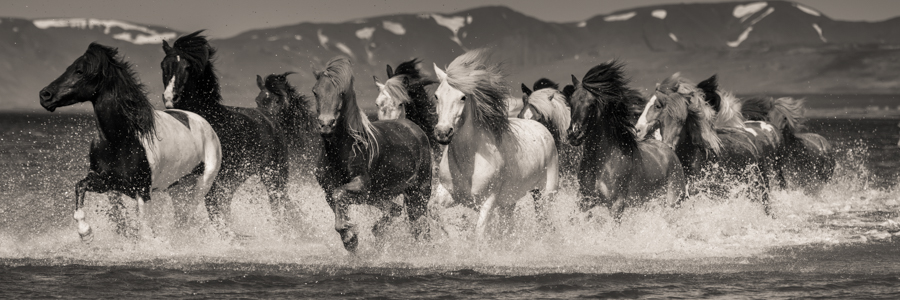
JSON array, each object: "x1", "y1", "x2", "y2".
[{"x1": 39, "y1": 90, "x2": 52, "y2": 101}]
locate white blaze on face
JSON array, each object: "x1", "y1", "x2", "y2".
[
  {"x1": 635, "y1": 95, "x2": 656, "y2": 133},
  {"x1": 521, "y1": 107, "x2": 534, "y2": 120},
  {"x1": 653, "y1": 128, "x2": 662, "y2": 140},
  {"x1": 163, "y1": 75, "x2": 175, "y2": 108}
]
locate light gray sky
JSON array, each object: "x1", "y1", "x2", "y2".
[{"x1": 2, "y1": 0, "x2": 898, "y2": 38}]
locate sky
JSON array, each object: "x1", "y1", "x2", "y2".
[{"x1": 1, "y1": 0, "x2": 898, "y2": 38}]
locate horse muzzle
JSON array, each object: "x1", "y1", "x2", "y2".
[
  {"x1": 567, "y1": 127, "x2": 584, "y2": 146},
  {"x1": 434, "y1": 125, "x2": 454, "y2": 145},
  {"x1": 39, "y1": 89, "x2": 57, "y2": 112},
  {"x1": 318, "y1": 115, "x2": 338, "y2": 136}
]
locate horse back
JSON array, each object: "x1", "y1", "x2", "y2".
[
  {"x1": 636, "y1": 139, "x2": 683, "y2": 181},
  {"x1": 742, "y1": 121, "x2": 781, "y2": 158},
  {"x1": 714, "y1": 127, "x2": 763, "y2": 168},
  {"x1": 144, "y1": 110, "x2": 218, "y2": 190},
  {"x1": 502, "y1": 118, "x2": 558, "y2": 181},
  {"x1": 366, "y1": 119, "x2": 432, "y2": 193}
]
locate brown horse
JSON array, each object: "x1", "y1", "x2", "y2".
[
  {"x1": 313, "y1": 57, "x2": 433, "y2": 252},
  {"x1": 255, "y1": 72, "x2": 322, "y2": 180},
  {"x1": 567, "y1": 61, "x2": 686, "y2": 219}
]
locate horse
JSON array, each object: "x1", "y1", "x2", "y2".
[
  {"x1": 433, "y1": 49, "x2": 559, "y2": 239},
  {"x1": 39, "y1": 43, "x2": 223, "y2": 242},
  {"x1": 518, "y1": 78, "x2": 571, "y2": 147},
  {"x1": 634, "y1": 73, "x2": 771, "y2": 214},
  {"x1": 738, "y1": 95, "x2": 835, "y2": 192},
  {"x1": 696, "y1": 75, "x2": 833, "y2": 191},
  {"x1": 372, "y1": 58, "x2": 440, "y2": 157},
  {"x1": 255, "y1": 72, "x2": 322, "y2": 179},
  {"x1": 313, "y1": 57, "x2": 433, "y2": 252},
  {"x1": 566, "y1": 61, "x2": 686, "y2": 219},
  {"x1": 161, "y1": 31, "x2": 298, "y2": 231}
]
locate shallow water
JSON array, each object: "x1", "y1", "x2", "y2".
[{"x1": 2, "y1": 112, "x2": 900, "y2": 298}]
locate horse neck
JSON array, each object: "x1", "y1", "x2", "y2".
[
  {"x1": 447, "y1": 102, "x2": 494, "y2": 158},
  {"x1": 180, "y1": 66, "x2": 224, "y2": 113},
  {"x1": 91, "y1": 94, "x2": 141, "y2": 144},
  {"x1": 405, "y1": 89, "x2": 436, "y2": 135}
]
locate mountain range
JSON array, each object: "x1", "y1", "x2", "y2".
[{"x1": 1, "y1": 0, "x2": 898, "y2": 111}]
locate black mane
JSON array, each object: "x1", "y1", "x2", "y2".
[
  {"x1": 532, "y1": 78, "x2": 559, "y2": 91},
  {"x1": 86, "y1": 43, "x2": 156, "y2": 139},
  {"x1": 264, "y1": 72, "x2": 314, "y2": 131},
  {"x1": 171, "y1": 30, "x2": 222, "y2": 106},
  {"x1": 697, "y1": 74, "x2": 721, "y2": 112},
  {"x1": 580, "y1": 60, "x2": 639, "y2": 153},
  {"x1": 739, "y1": 96, "x2": 774, "y2": 121}
]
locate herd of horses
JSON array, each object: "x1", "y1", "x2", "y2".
[{"x1": 37, "y1": 30, "x2": 835, "y2": 252}]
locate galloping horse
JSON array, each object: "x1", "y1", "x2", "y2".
[
  {"x1": 433, "y1": 49, "x2": 559, "y2": 238},
  {"x1": 255, "y1": 72, "x2": 322, "y2": 178},
  {"x1": 695, "y1": 75, "x2": 831, "y2": 190},
  {"x1": 39, "y1": 43, "x2": 223, "y2": 242},
  {"x1": 313, "y1": 57, "x2": 432, "y2": 252},
  {"x1": 161, "y1": 31, "x2": 297, "y2": 230},
  {"x1": 738, "y1": 95, "x2": 835, "y2": 191},
  {"x1": 518, "y1": 78, "x2": 571, "y2": 146},
  {"x1": 635, "y1": 74, "x2": 771, "y2": 214},
  {"x1": 372, "y1": 58, "x2": 440, "y2": 157},
  {"x1": 566, "y1": 61, "x2": 686, "y2": 219}
]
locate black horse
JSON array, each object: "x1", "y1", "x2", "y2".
[
  {"x1": 373, "y1": 58, "x2": 439, "y2": 157},
  {"x1": 255, "y1": 72, "x2": 322, "y2": 179},
  {"x1": 635, "y1": 74, "x2": 772, "y2": 214},
  {"x1": 160, "y1": 31, "x2": 298, "y2": 230},
  {"x1": 566, "y1": 62, "x2": 686, "y2": 219},
  {"x1": 314, "y1": 57, "x2": 432, "y2": 252},
  {"x1": 39, "y1": 43, "x2": 224, "y2": 242}
]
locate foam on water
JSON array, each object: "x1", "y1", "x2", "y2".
[{"x1": 1, "y1": 115, "x2": 899, "y2": 276}]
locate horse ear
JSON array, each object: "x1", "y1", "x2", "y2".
[
  {"x1": 373, "y1": 76, "x2": 385, "y2": 90},
  {"x1": 386, "y1": 64, "x2": 394, "y2": 78},
  {"x1": 521, "y1": 83, "x2": 532, "y2": 96},
  {"x1": 162, "y1": 40, "x2": 173, "y2": 54},
  {"x1": 571, "y1": 74, "x2": 580, "y2": 87},
  {"x1": 256, "y1": 75, "x2": 265, "y2": 91},
  {"x1": 433, "y1": 63, "x2": 447, "y2": 82}
]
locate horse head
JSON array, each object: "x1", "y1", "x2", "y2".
[
  {"x1": 373, "y1": 75, "x2": 408, "y2": 120},
  {"x1": 40, "y1": 43, "x2": 117, "y2": 111},
  {"x1": 255, "y1": 72, "x2": 295, "y2": 119},
  {"x1": 312, "y1": 57, "x2": 355, "y2": 136},
  {"x1": 161, "y1": 30, "x2": 215, "y2": 109}
]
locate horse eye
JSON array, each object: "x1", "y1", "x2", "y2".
[
  {"x1": 460, "y1": 95, "x2": 466, "y2": 101},
  {"x1": 74, "y1": 70, "x2": 83, "y2": 75}
]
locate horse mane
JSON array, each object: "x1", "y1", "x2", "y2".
[
  {"x1": 658, "y1": 75, "x2": 722, "y2": 154},
  {"x1": 580, "y1": 60, "x2": 641, "y2": 152},
  {"x1": 171, "y1": 30, "x2": 222, "y2": 105},
  {"x1": 741, "y1": 96, "x2": 805, "y2": 133},
  {"x1": 385, "y1": 58, "x2": 437, "y2": 135},
  {"x1": 317, "y1": 57, "x2": 378, "y2": 159},
  {"x1": 85, "y1": 43, "x2": 156, "y2": 141},
  {"x1": 738, "y1": 96, "x2": 774, "y2": 122},
  {"x1": 264, "y1": 72, "x2": 315, "y2": 131},
  {"x1": 444, "y1": 49, "x2": 510, "y2": 140},
  {"x1": 526, "y1": 88, "x2": 571, "y2": 143},
  {"x1": 532, "y1": 78, "x2": 559, "y2": 91}
]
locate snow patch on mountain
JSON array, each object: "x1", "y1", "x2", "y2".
[
  {"x1": 335, "y1": 42, "x2": 354, "y2": 59},
  {"x1": 317, "y1": 29, "x2": 329, "y2": 50},
  {"x1": 33, "y1": 18, "x2": 176, "y2": 44},
  {"x1": 577, "y1": 21, "x2": 587, "y2": 27},
  {"x1": 267, "y1": 36, "x2": 279, "y2": 41},
  {"x1": 795, "y1": 3, "x2": 821, "y2": 17},
  {"x1": 356, "y1": 27, "x2": 375, "y2": 40},
  {"x1": 294, "y1": 35, "x2": 302, "y2": 40},
  {"x1": 382, "y1": 21, "x2": 405, "y2": 35},
  {"x1": 728, "y1": 27, "x2": 753, "y2": 47},
  {"x1": 467, "y1": 16, "x2": 473, "y2": 24},
  {"x1": 431, "y1": 14, "x2": 466, "y2": 48},
  {"x1": 605, "y1": 12, "x2": 636, "y2": 22},
  {"x1": 652, "y1": 10, "x2": 667, "y2": 20},
  {"x1": 749, "y1": 7, "x2": 775, "y2": 25},
  {"x1": 812, "y1": 23, "x2": 827, "y2": 42},
  {"x1": 733, "y1": 2, "x2": 768, "y2": 21},
  {"x1": 669, "y1": 33, "x2": 678, "y2": 42}
]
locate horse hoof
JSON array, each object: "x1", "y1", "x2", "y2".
[{"x1": 79, "y1": 228, "x2": 94, "y2": 243}]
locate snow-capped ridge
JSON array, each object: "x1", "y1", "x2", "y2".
[
  {"x1": 605, "y1": 12, "x2": 636, "y2": 22},
  {"x1": 795, "y1": 3, "x2": 821, "y2": 17},
  {"x1": 652, "y1": 10, "x2": 667, "y2": 20},
  {"x1": 733, "y1": 2, "x2": 768, "y2": 20},
  {"x1": 32, "y1": 18, "x2": 176, "y2": 44}
]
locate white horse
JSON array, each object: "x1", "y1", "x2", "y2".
[{"x1": 432, "y1": 49, "x2": 559, "y2": 238}]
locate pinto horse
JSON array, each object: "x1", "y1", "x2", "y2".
[
  {"x1": 39, "y1": 43, "x2": 223, "y2": 242},
  {"x1": 518, "y1": 78, "x2": 571, "y2": 146},
  {"x1": 372, "y1": 58, "x2": 440, "y2": 157},
  {"x1": 433, "y1": 49, "x2": 559, "y2": 238},
  {"x1": 566, "y1": 62, "x2": 686, "y2": 219},
  {"x1": 634, "y1": 74, "x2": 771, "y2": 214},
  {"x1": 255, "y1": 72, "x2": 322, "y2": 178},
  {"x1": 737, "y1": 95, "x2": 835, "y2": 192},
  {"x1": 313, "y1": 57, "x2": 433, "y2": 252},
  {"x1": 161, "y1": 31, "x2": 297, "y2": 230}
]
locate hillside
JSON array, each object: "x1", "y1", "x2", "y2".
[{"x1": 1, "y1": 1, "x2": 898, "y2": 111}]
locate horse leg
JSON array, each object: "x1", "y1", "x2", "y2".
[
  {"x1": 73, "y1": 172, "x2": 106, "y2": 243},
  {"x1": 134, "y1": 193, "x2": 155, "y2": 239},
  {"x1": 372, "y1": 196, "x2": 401, "y2": 238},
  {"x1": 405, "y1": 163, "x2": 433, "y2": 240},
  {"x1": 666, "y1": 169, "x2": 688, "y2": 208},
  {"x1": 106, "y1": 192, "x2": 127, "y2": 236},
  {"x1": 203, "y1": 177, "x2": 242, "y2": 240},
  {"x1": 331, "y1": 175, "x2": 368, "y2": 252},
  {"x1": 168, "y1": 174, "x2": 199, "y2": 230},
  {"x1": 536, "y1": 152, "x2": 559, "y2": 231},
  {"x1": 474, "y1": 193, "x2": 498, "y2": 240},
  {"x1": 260, "y1": 157, "x2": 297, "y2": 229}
]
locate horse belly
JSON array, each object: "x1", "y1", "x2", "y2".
[{"x1": 144, "y1": 120, "x2": 205, "y2": 190}]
